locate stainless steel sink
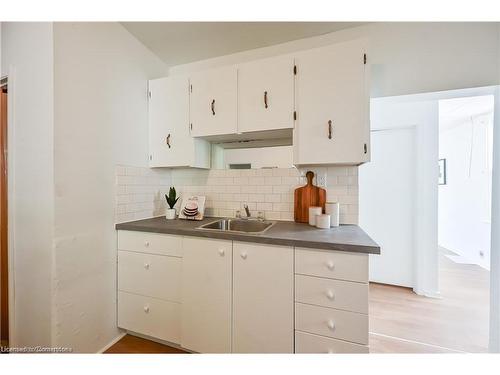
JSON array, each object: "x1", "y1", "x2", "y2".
[{"x1": 197, "y1": 218, "x2": 276, "y2": 234}]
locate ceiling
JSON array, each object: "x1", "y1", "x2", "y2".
[
  {"x1": 121, "y1": 22, "x2": 365, "y2": 67},
  {"x1": 439, "y1": 95, "x2": 494, "y2": 131}
]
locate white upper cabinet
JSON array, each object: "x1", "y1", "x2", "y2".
[
  {"x1": 237, "y1": 55, "x2": 295, "y2": 133},
  {"x1": 189, "y1": 66, "x2": 238, "y2": 137},
  {"x1": 293, "y1": 39, "x2": 370, "y2": 165},
  {"x1": 232, "y1": 242, "x2": 294, "y2": 353},
  {"x1": 148, "y1": 76, "x2": 210, "y2": 168}
]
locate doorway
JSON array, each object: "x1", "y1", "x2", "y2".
[
  {"x1": 360, "y1": 86, "x2": 496, "y2": 352},
  {"x1": 0, "y1": 77, "x2": 8, "y2": 349}
]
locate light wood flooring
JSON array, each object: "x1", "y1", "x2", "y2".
[{"x1": 106, "y1": 252, "x2": 490, "y2": 354}]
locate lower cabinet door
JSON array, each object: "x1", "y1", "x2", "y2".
[
  {"x1": 295, "y1": 331, "x2": 368, "y2": 353},
  {"x1": 181, "y1": 237, "x2": 232, "y2": 353},
  {"x1": 118, "y1": 291, "x2": 181, "y2": 344},
  {"x1": 233, "y1": 242, "x2": 294, "y2": 353}
]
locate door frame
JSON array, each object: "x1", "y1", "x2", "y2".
[{"x1": 1, "y1": 71, "x2": 16, "y2": 348}]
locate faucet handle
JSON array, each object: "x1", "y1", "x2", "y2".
[
  {"x1": 235, "y1": 210, "x2": 242, "y2": 219},
  {"x1": 257, "y1": 211, "x2": 265, "y2": 221}
]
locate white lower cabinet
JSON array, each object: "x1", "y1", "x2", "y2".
[
  {"x1": 232, "y1": 242, "x2": 294, "y2": 353},
  {"x1": 295, "y1": 331, "x2": 368, "y2": 354},
  {"x1": 118, "y1": 291, "x2": 181, "y2": 344},
  {"x1": 116, "y1": 231, "x2": 370, "y2": 353},
  {"x1": 181, "y1": 237, "x2": 232, "y2": 353}
]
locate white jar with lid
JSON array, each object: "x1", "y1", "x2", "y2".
[
  {"x1": 325, "y1": 202, "x2": 340, "y2": 227},
  {"x1": 308, "y1": 206, "x2": 322, "y2": 226},
  {"x1": 315, "y1": 214, "x2": 331, "y2": 229}
]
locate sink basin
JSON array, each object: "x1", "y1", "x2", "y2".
[{"x1": 197, "y1": 218, "x2": 276, "y2": 234}]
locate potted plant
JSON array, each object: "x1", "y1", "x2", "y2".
[{"x1": 165, "y1": 187, "x2": 179, "y2": 220}]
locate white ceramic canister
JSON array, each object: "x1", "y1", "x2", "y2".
[
  {"x1": 315, "y1": 214, "x2": 331, "y2": 229},
  {"x1": 325, "y1": 202, "x2": 340, "y2": 227},
  {"x1": 308, "y1": 206, "x2": 322, "y2": 226}
]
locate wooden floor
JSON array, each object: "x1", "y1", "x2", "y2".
[
  {"x1": 106, "y1": 252, "x2": 490, "y2": 354},
  {"x1": 369, "y1": 251, "x2": 489, "y2": 353}
]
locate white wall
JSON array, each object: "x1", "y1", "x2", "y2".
[
  {"x1": 52, "y1": 22, "x2": 167, "y2": 352},
  {"x1": 1, "y1": 22, "x2": 54, "y2": 347},
  {"x1": 170, "y1": 23, "x2": 499, "y2": 98},
  {"x1": 438, "y1": 99, "x2": 494, "y2": 269}
]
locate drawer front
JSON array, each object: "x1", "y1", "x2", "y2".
[
  {"x1": 295, "y1": 274, "x2": 368, "y2": 314},
  {"x1": 295, "y1": 248, "x2": 368, "y2": 283},
  {"x1": 117, "y1": 230, "x2": 182, "y2": 257},
  {"x1": 295, "y1": 302, "x2": 368, "y2": 345},
  {"x1": 118, "y1": 291, "x2": 181, "y2": 344},
  {"x1": 295, "y1": 331, "x2": 368, "y2": 354},
  {"x1": 118, "y1": 250, "x2": 181, "y2": 302}
]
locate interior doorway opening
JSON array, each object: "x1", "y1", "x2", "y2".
[{"x1": 360, "y1": 86, "x2": 496, "y2": 353}]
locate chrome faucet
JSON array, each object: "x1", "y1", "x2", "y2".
[{"x1": 243, "y1": 204, "x2": 251, "y2": 218}]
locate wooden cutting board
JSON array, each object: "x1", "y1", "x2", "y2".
[{"x1": 294, "y1": 171, "x2": 326, "y2": 223}]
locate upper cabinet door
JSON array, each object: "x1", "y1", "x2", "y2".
[
  {"x1": 294, "y1": 39, "x2": 370, "y2": 165},
  {"x1": 190, "y1": 66, "x2": 237, "y2": 137},
  {"x1": 149, "y1": 76, "x2": 210, "y2": 168},
  {"x1": 237, "y1": 55, "x2": 295, "y2": 133}
]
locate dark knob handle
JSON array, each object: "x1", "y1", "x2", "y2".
[
  {"x1": 166, "y1": 134, "x2": 171, "y2": 148},
  {"x1": 211, "y1": 99, "x2": 215, "y2": 116},
  {"x1": 264, "y1": 91, "x2": 268, "y2": 109},
  {"x1": 328, "y1": 120, "x2": 332, "y2": 139}
]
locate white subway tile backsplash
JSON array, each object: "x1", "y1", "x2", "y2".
[{"x1": 115, "y1": 165, "x2": 359, "y2": 224}]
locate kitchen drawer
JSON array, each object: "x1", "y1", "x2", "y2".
[
  {"x1": 118, "y1": 250, "x2": 181, "y2": 302},
  {"x1": 295, "y1": 274, "x2": 368, "y2": 314},
  {"x1": 295, "y1": 302, "x2": 368, "y2": 345},
  {"x1": 117, "y1": 230, "x2": 182, "y2": 257},
  {"x1": 118, "y1": 291, "x2": 181, "y2": 344},
  {"x1": 295, "y1": 248, "x2": 368, "y2": 283},
  {"x1": 295, "y1": 331, "x2": 368, "y2": 353}
]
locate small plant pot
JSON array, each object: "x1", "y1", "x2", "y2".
[{"x1": 165, "y1": 208, "x2": 176, "y2": 220}]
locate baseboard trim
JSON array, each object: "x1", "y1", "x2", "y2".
[
  {"x1": 97, "y1": 331, "x2": 127, "y2": 353},
  {"x1": 126, "y1": 331, "x2": 193, "y2": 353}
]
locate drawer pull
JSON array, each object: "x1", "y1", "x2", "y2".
[
  {"x1": 326, "y1": 261, "x2": 335, "y2": 271},
  {"x1": 240, "y1": 252, "x2": 247, "y2": 260},
  {"x1": 144, "y1": 263, "x2": 150, "y2": 270},
  {"x1": 326, "y1": 290, "x2": 335, "y2": 300},
  {"x1": 218, "y1": 249, "x2": 225, "y2": 257},
  {"x1": 144, "y1": 241, "x2": 150, "y2": 247},
  {"x1": 143, "y1": 306, "x2": 150, "y2": 313},
  {"x1": 327, "y1": 320, "x2": 336, "y2": 331}
]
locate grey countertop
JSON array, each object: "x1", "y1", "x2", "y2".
[{"x1": 115, "y1": 217, "x2": 380, "y2": 255}]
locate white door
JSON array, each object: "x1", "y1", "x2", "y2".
[
  {"x1": 294, "y1": 39, "x2": 369, "y2": 165},
  {"x1": 181, "y1": 237, "x2": 232, "y2": 353},
  {"x1": 359, "y1": 127, "x2": 416, "y2": 287},
  {"x1": 232, "y1": 242, "x2": 294, "y2": 353},
  {"x1": 190, "y1": 66, "x2": 237, "y2": 137},
  {"x1": 238, "y1": 55, "x2": 295, "y2": 133},
  {"x1": 148, "y1": 76, "x2": 193, "y2": 167}
]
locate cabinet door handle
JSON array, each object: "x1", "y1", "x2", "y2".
[
  {"x1": 264, "y1": 91, "x2": 268, "y2": 109},
  {"x1": 144, "y1": 263, "x2": 150, "y2": 270},
  {"x1": 211, "y1": 99, "x2": 215, "y2": 115},
  {"x1": 328, "y1": 120, "x2": 332, "y2": 139},
  {"x1": 326, "y1": 290, "x2": 335, "y2": 300},
  {"x1": 143, "y1": 306, "x2": 150, "y2": 313},
  {"x1": 218, "y1": 249, "x2": 225, "y2": 257},
  {"x1": 240, "y1": 252, "x2": 247, "y2": 260},
  {"x1": 327, "y1": 320, "x2": 336, "y2": 331},
  {"x1": 166, "y1": 134, "x2": 171, "y2": 148},
  {"x1": 326, "y1": 261, "x2": 335, "y2": 270}
]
